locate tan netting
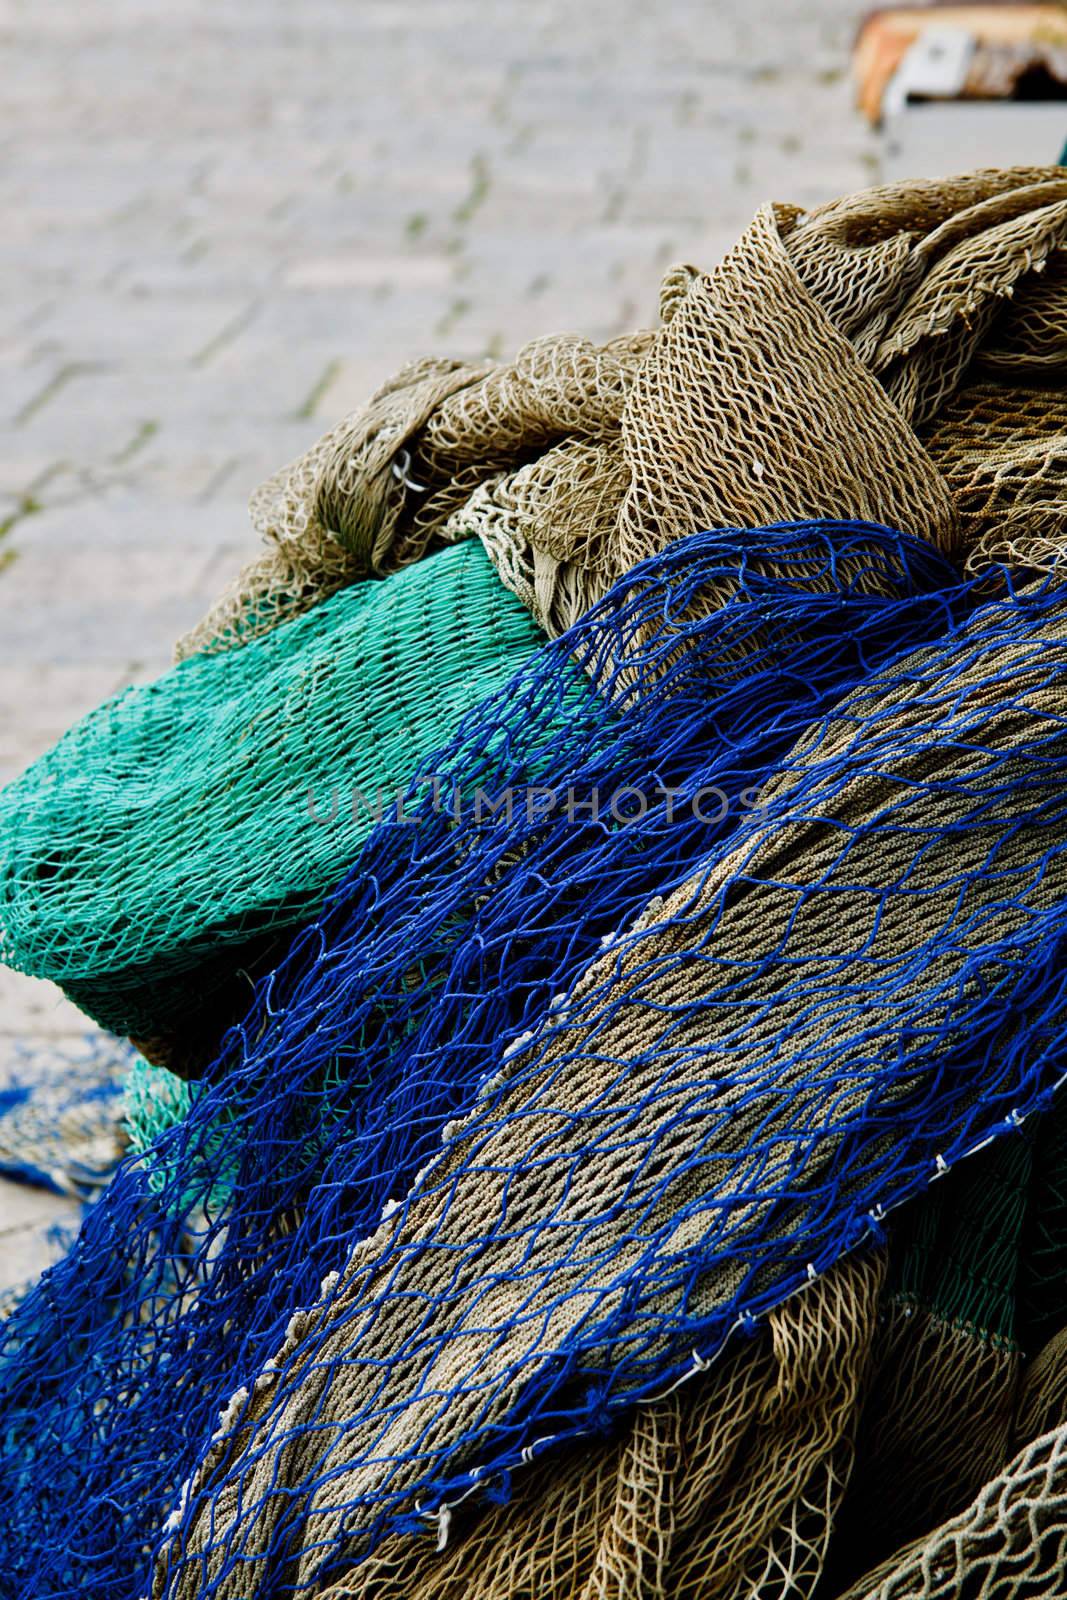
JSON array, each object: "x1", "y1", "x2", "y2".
[
  {"x1": 177, "y1": 358, "x2": 492, "y2": 657},
  {"x1": 178, "y1": 167, "x2": 1067, "y2": 654},
  {"x1": 311, "y1": 1251, "x2": 885, "y2": 1600},
  {"x1": 151, "y1": 167, "x2": 1067, "y2": 1595},
  {"x1": 920, "y1": 383, "x2": 1067, "y2": 577},
  {"x1": 823, "y1": 1306, "x2": 1021, "y2": 1592},
  {"x1": 605, "y1": 202, "x2": 957, "y2": 585},
  {"x1": 833, "y1": 1422, "x2": 1067, "y2": 1600},
  {"x1": 1015, "y1": 1323, "x2": 1067, "y2": 1449},
  {"x1": 297, "y1": 1246, "x2": 1062, "y2": 1600},
  {"x1": 178, "y1": 335, "x2": 651, "y2": 655},
  {"x1": 981, "y1": 248, "x2": 1067, "y2": 375},
  {"x1": 825, "y1": 1201, "x2": 1067, "y2": 1600},
  {"x1": 154, "y1": 588, "x2": 1067, "y2": 1598}
]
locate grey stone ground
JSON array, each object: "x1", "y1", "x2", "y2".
[{"x1": 0, "y1": 0, "x2": 879, "y2": 1287}]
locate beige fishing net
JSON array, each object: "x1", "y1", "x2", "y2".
[
  {"x1": 833, "y1": 1306, "x2": 1020, "y2": 1571},
  {"x1": 306, "y1": 1225, "x2": 1065, "y2": 1600},
  {"x1": 179, "y1": 166, "x2": 1067, "y2": 656},
  {"x1": 834, "y1": 1422, "x2": 1067, "y2": 1600},
  {"x1": 920, "y1": 383, "x2": 1067, "y2": 577},
  {"x1": 303, "y1": 1118, "x2": 1067, "y2": 1600},
  {"x1": 155, "y1": 580, "x2": 1067, "y2": 1599},
  {"x1": 312, "y1": 1251, "x2": 885, "y2": 1600}
]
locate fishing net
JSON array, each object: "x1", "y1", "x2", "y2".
[
  {"x1": 179, "y1": 339, "x2": 652, "y2": 656},
  {"x1": 314, "y1": 1093, "x2": 1067, "y2": 1600},
  {"x1": 821, "y1": 1101, "x2": 1067, "y2": 1594},
  {"x1": 111, "y1": 515, "x2": 971, "y2": 1170},
  {"x1": 148, "y1": 565, "x2": 1067, "y2": 1600},
  {"x1": 920, "y1": 381, "x2": 1067, "y2": 578},
  {"x1": 312, "y1": 1250, "x2": 887, "y2": 1600},
  {"x1": 0, "y1": 1033, "x2": 131, "y2": 1197},
  {"x1": 833, "y1": 1420, "x2": 1067, "y2": 1600},
  {"x1": 0, "y1": 518, "x2": 981, "y2": 1600},
  {"x1": 0, "y1": 540, "x2": 543, "y2": 1075},
  {"x1": 179, "y1": 167, "x2": 1067, "y2": 654},
  {"x1": 124, "y1": 1055, "x2": 193, "y2": 1162}
]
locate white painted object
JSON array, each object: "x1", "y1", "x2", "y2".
[
  {"x1": 881, "y1": 103, "x2": 1067, "y2": 181},
  {"x1": 883, "y1": 27, "x2": 976, "y2": 119}
]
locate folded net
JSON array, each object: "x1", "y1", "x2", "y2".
[
  {"x1": 0, "y1": 519, "x2": 976, "y2": 1600},
  {"x1": 0, "y1": 541, "x2": 543, "y2": 1074},
  {"x1": 314, "y1": 1091, "x2": 1067, "y2": 1600}
]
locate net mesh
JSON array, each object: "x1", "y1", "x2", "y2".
[
  {"x1": 920, "y1": 381, "x2": 1067, "y2": 580},
  {"x1": 4, "y1": 164, "x2": 1067, "y2": 1600},
  {"x1": 311, "y1": 1251, "x2": 886, "y2": 1600},
  {"x1": 0, "y1": 540, "x2": 543, "y2": 1075},
  {"x1": 147, "y1": 562, "x2": 1067, "y2": 1600},
  {"x1": 6, "y1": 520, "x2": 1067, "y2": 1599},
  {"x1": 315, "y1": 1090, "x2": 1067, "y2": 1600},
  {"x1": 825, "y1": 1133, "x2": 1036, "y2": 1590},
  {"x1": 0, "y1": 519, "x2": 976, "y2": 1599},
  {"x1": 833, "y1": 1422, "x2": 1067, "y2": 1600},
  {"x1": 115, "y1": 515, "x2": 970, "y2": 1176},
  {"x1": 124, "y1": 1056, "x2": 193, "y2": 1163},
  {"x1": 176, "y1": 167, "x2": 1067, "y2": 652}
]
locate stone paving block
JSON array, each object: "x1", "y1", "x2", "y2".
[
  {"x1": 24, "y1": 293, "x2": 259, "y2": 370},
  {"x1": 0, "y1": 537, "x2": 222, "y2": 615},
  {"x1": 0, "y1": 1177, "x2": 80, "y2": 1236},
  {"x1": 0, "y1": 968, "x2": 87, "y2": 1042},
  {"x1": 9, "y1": 488, "x2": 256, "y2": 553},
  {"x1": 3, "y1": 595, "x2": 218, "y2": 667},
  {"x1": 0, "y1": 1196, "x2": 82, "y2": 1296}
]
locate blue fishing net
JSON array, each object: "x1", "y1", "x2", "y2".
[{"x1": 3, "y1": 521, "x2": 1063, "y2": 1600}]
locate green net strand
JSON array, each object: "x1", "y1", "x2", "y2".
[
  {"x1": 884, "y1": 1091, "x2": 1067, "y2": 1353},
  {"x1": 0, "y1": 541, "x2": 543, "y2": 1069},
  {"x1": 1018, "y1": 1101, "x2": 1067, "y2": 1353},
  {"x1": 124, "y1": 1057, "x2": 192, "y2": 1157},
  {"x1": 886, "y1": 1128, "x2": 1034, "y2": 1349}
]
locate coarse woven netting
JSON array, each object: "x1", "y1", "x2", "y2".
[
  {"x1": 822, "y1": 1095, "x2": 1067, "y2": 1595},
  {"x1": 146, "y1": 560, "x2": 1067, "y2": 1600},
  {"x1": 310, "y1": 1093, "x2": 1067, "y2": 1600},
  {"x1": 313, "y1": 1247, "x2": 890, "y2": 1600},
  {"x1": 831, "y1": 1421, "x2": 1067, "y2": 1600},
  {"x1": 0, "y1": 519, "x2": 974, "y2": 1598},
  {"x1": 5, "y1": 521, "x2": 1067, "y2": 1600},
  {"x1": 176, "y1": 166, "x2": 1067, "y2": 654},
  {"x1": 0, "y1": 540, "x2": 543, "y2": 1076},
  {"x1": 117, "y1": 1059, "x2": 1067, "y2": 1599},
  {"x1": 919, "y1": 379, "x2": 1067, "y2": 576}
]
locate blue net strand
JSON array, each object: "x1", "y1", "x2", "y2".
[
  {"x1": 0, "y1": 520, "x2": 1053, "y2": 1600},
  {"x1": 154, "y1": 570, "x2": 1067, "y2": 1594}
]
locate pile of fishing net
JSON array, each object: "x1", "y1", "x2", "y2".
[
  {"x1": 3, "y1": 520, "x2": 1067, "y2": 1598},
  {"x1": 2, "y1": 165, "x2": 1067, "y2": 1600}
]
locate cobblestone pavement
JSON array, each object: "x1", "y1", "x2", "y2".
[{"x1": 0, "y1": 0, "x2": 878, "y2": 1286}]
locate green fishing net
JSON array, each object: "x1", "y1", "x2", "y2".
[
  {"x1": 0, "y1": 540, "x2": 543, "y2": 1074},
  {"x1": 824, "y1": 1096, "x2": 1067, "y2": 1588}
]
